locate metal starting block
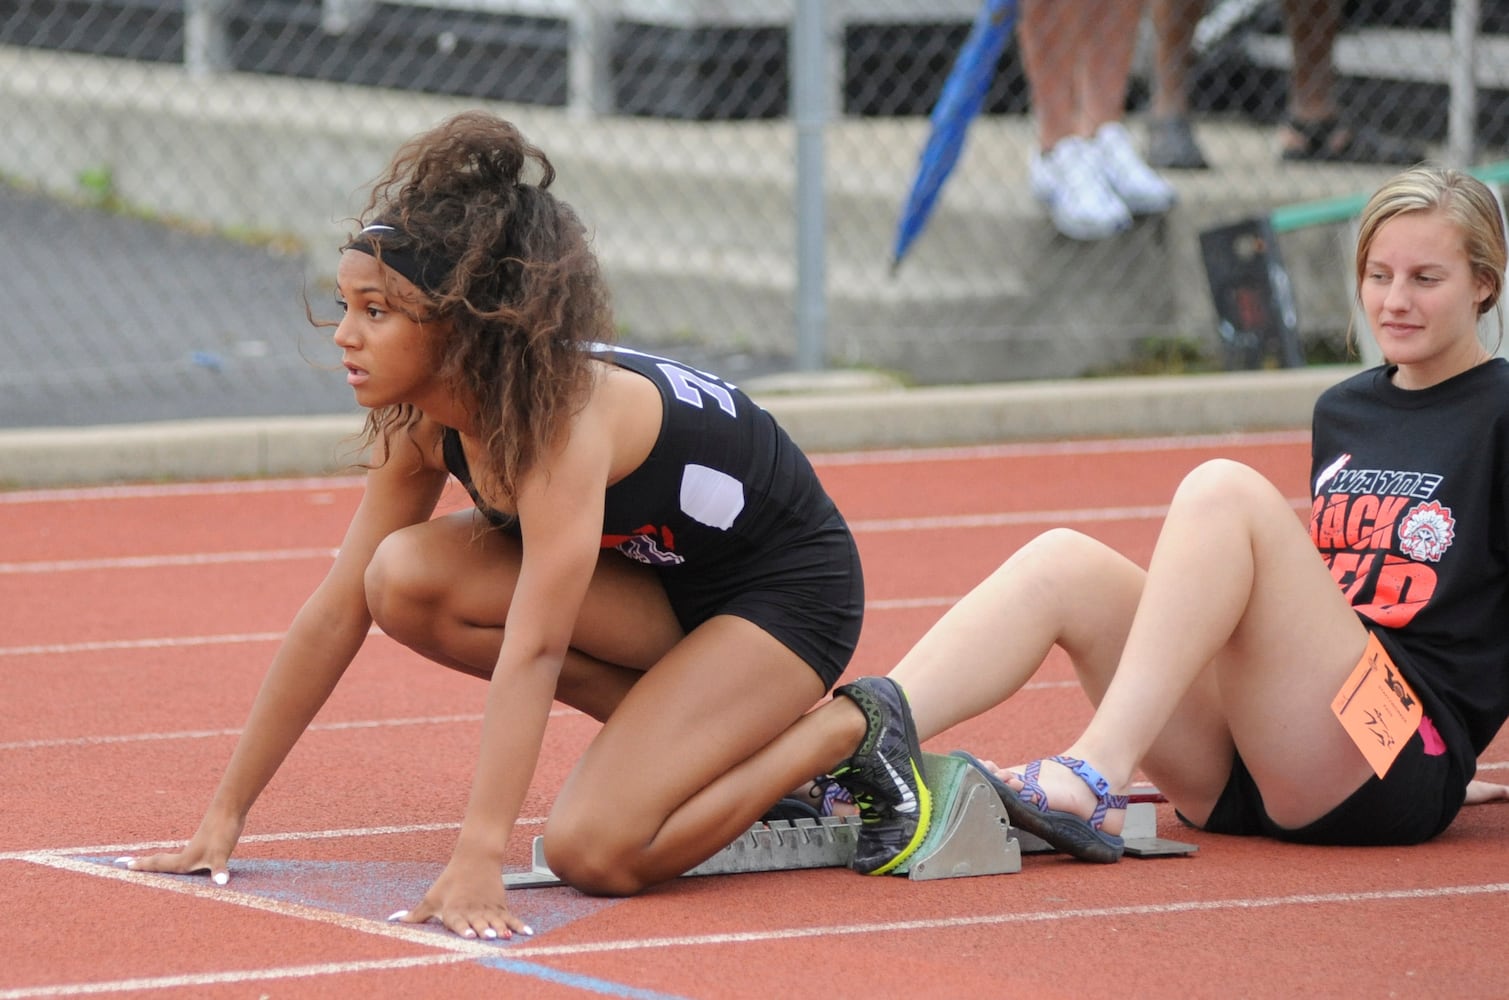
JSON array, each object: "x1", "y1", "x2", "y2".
[
  {"x1": 1010, "y1": 786, "x2": 1198, "y2": 858},
  {"x1": 505, "y1": 751, "x2": 1021, "y2": 889},
  {"x1": 503, "y1": 753, "x2": 1192, "y2": 889},
  {"x1": 897, "y1": 751, "x2": 1018, "y2": 880},
  {"x1": 505, "y1": 814, "x2": 867, "y2": 889}
]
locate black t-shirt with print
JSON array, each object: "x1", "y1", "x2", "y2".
[{"x1": 1309, "y1": 359, "x2": 1509, "y2": 771}]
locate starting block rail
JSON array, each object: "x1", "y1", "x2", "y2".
[{"x1": 504, "y1": 752, "x2": 1192, "y2": 889}]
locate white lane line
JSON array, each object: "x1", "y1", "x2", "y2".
[
  {"x1": 0, "y1": 821, "x2": 497, "y2": 861},
  {"x1": 499, "y1": 882, "x2": 1509, "y2": 958},
  {"x1": 0, "y1": 714, "x2": 480, "y2": 751},
  {"x1": 0, "y1": 956, "x2": 474, "y2": 1000},
  {"x1": 811, "y1": 429, "x2": 1312, "y2": 466},
  {"x1": 1, "y1": 591, "x2": 981, "y2": 657},
  {"x1": 0, "y1": 625, "x2": 386, "y2": 657},
  {"x1": 0, "y1": 708, "x2": 587, "y2": 752},
  {"x1": 850, "y1": 504, "x2": 1171, "y2": 533},
  {"x1": 0, "y1": 548, "x2": 337, "y2": 574},
  {"x1": 0, "y1": 632, "x2": 287, "y2": 657},
  {"x1": 0, "y1": 477, "x2": 363, "y2": 505},
  {"x1": 0, "y1": 496, "x2": 1314, "y2": 579}
]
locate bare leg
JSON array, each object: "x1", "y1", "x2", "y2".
[
  {"x1": 1275, "y1": 0, "x2": 1420, "y2": 162},
  {"x1": 1018, "y1": 0, "x2": 1094, "y2": 147},
  {"x1": 1150, "y1": 0, "x2": 1204, "y2": 118},
  {"x1": 890, "y1": 527, "x2": 1237, "y2": 819},
  {"x1": 543, "y1": 619, "x2": 851, "y2": 894},
  {"x1": 367, "y1": 509, "x2": 869, "y2": 896},
  {"x1": 366, "y1": 510, "x2": 680, "y2": 721},
  {"x1": 1282, "y1": 0, "x2": 1340, "y2": 124},
  {"x1": 1079, "y1": 0, "x2": 1147, "y2": 132},
  {"x1": 1029, "y1": 460, "x2": 1373, "y2": 833},
  {"x1": 889, "y1": 528, "x2": 1143, "y2": 739}
]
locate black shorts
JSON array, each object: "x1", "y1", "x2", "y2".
[
  {"x1": 660, "y1": 510, "x2": 863, "y2": 691},
  {"x1": 1187, "y1": 718, "x2": 1468, "y2": 846}
]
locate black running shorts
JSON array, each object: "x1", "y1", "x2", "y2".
[
  {"x1": 1188, "y1": 722, "x2": 1468, "y2": 846},
  {"x1": 659, "y1": 510, "x2": 863, "y2": 691}
]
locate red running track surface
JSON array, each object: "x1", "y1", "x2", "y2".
[{"x1": 3, "y1": 431, "x2": 1506, "y2": 999}]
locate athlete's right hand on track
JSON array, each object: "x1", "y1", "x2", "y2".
[{"x1": 115, "y1": 814, "x2": 244, "y2": 886}]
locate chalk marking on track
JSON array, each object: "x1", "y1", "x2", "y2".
[
  {"x1": 4, "y1": 854, "x2": 680, "y2": 1000},
  {"x1": 10, "y1": 852, "x2": 500, "y2": 950}
]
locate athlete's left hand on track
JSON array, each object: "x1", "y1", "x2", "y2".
[
  {"x1": 389, "y1": 853, "x2": 533, "y2": 940},
  {"x1": 115, "y1": 818, "x2": 243, "y2": 885}
]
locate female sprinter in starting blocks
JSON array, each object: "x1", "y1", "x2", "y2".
[{"x1": 116, "y1": 111, "x2": 942, "y2": 936}]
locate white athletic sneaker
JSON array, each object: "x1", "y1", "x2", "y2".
[
  {"x1": 1028, "y1": 136, "x2": 1132, "y2": 242},
  {"x1": 1091, "y1": 122, "x2": 1178, "y2": 216}
]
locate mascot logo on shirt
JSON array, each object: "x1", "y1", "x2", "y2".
[
  {"x1": 1309, "y1": 456, "x2": 1451, "y2": 630},
  {"x1": 1397, "y1": 500, "x2": 1456, "y2": 563},
  {"x1": 602, "y1": 524, "x2": 685, "y2": 567}
]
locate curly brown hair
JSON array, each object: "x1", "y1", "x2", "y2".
[{"x1": 353, "y1": 110, "x2": 615, "y2": 500}]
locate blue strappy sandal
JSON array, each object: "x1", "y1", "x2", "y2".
[{"x1": 952, "y1": 750, "x2": 1127, "y2": 863}]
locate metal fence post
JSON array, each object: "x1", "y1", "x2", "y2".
[
  {"x1": 567, "y1": 2, "x2": 614, "y2": 118},
  {"x1": 1447, "y1": 0, "x2": 1481, "y2": 168},
  {"x1": 790, "y1": 0, "x2": 828, "y2": 371},
  {"x1": 183, "y1": 0, "x2": 231, "y2": 76}
]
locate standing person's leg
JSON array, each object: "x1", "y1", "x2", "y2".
[
  {"x1": 1012, "y1": 460, "x2": 1375, "y2": 846},
  {"x1": 1019, "y1": 0, "x2": 1133, "y2": 239},
  {"x1": 1081, "y1": 0, "x2": 1178, "y2": 214},
  {"x1": 1078, "y1": 0, "x2": 1144, "y2": 133},
  {"x1": 1277, "y1": 0, "x2": 1422, "y2": 163},
  {"x1": 1147, "y1": 0, "x2": 1210, "y2": 168},
  {"x1": 1283, "y1": 0, "x2": 1340, "y2": 128},
  {"x1": 1017, "y1": 0, "x2": 1091, "y2": 150}
]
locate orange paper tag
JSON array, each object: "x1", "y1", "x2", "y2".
[{"x1": 1331, "y1": 632, "x2": 1423, "y2": 778}]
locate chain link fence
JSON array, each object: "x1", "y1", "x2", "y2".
[{"x1": 3, "y1": 0, "x2": 1506, "y2": 428}]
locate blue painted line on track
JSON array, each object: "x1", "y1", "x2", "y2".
[
  {"x1": 81, "y1": 855, "x2": 660, "y2": 995},
  {"x1": 480, "y1": 957, "x2": 691, "y2": 999}
]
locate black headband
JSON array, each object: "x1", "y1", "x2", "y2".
[{"x1": 344, "y1": 221, "x2": 454, "y2": 296}]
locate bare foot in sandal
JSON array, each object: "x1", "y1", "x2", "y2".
[
  {"x1": 1279, "y1": 116, "x2": 1423, "y2": 165},
  {"x1": 952, "y1": 751, "x2": 1127, "y2": 863}
]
